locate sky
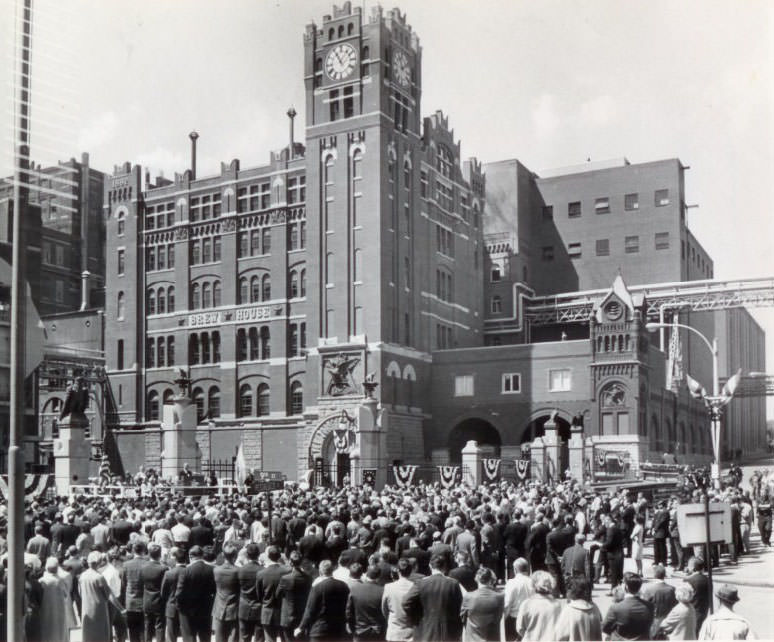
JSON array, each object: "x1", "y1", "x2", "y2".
[{"x1": 2, "y1": 0, "x2": 774, "y2": 404}]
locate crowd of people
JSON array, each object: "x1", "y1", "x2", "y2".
[{"x1": 1, "y1": 465, "x2": 769, "y2": 642}]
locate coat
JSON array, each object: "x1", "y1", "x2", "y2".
[
  {"x1": 554, "y1": 599, "x2": 603, "y2": 641},
  {"x1": 381, "y1": 577, "x2": 415, "y2": 641},
  {"x1": 298, "y1": 575, "x2": 350, "y2": 639},
  {"x1": 403, "y1": 572, "x2": 463, "y2": 642},
  {"x1": 123, "y1": 556, "x2": 146, "y2": 613},
  {"x1": 160, "y1": 564, "x2": 185, "y2": 619},
  {"x1": 176, "y1": 559, "x2": 216, "y2": 616},
  {"x1": 601, "y1": 595, "x2": 654, "y2": 641},
  {"x1": 461, "y1": 585, "x2": 504, "y2": 642},
  {"x1": 256, "y1": 563, "x2": 291, "y2": 626},
  {"x1": 79, "y1": 568, "x2": 114, "y2": 642},
  {"x1": 236, "y1": 560, "x2": 261, "y2": 622},
  {"x1": 454, "y1": 530, "x2": 480, "y2": 568},
  {"x1": 516, "y1": 593, "x2": 562, "y2": 642},
  {"x1": 39, "y1": 571, "x2": 69, "y2": 642},
  {"x1": 685, "y1": 572, "x2": 711, "y2": 622},
  {"x1": 660, "y1": 602, "x2": 697, "y2": 641},
  {"x1": 140, "y1": 559, "x2": 167, "y2": 614},
  {"x1": 212, "y1": 561, "x2": 240, "y2": 622},
  {"x1": 346, "y1": 581, "x2": 386, "y2": 639},
  {"x1": 642, "y1": 580, "x2": 677, "y2": 636},
  {"x1": 277, "y1": 567, "x2": 312, "y2": 629},
  {"x1": 560, "y1": 543, "x2": 592, "y2": 587}
]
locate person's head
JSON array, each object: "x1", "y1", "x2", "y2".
[
  {"x1": 365, "y1": 565, "x2": 381, "y2": 583},
  {"x1": 652, "y1": 564, "x2": 666, "y2": 580},
  {"x1": 675, "y1": 582, "x2": 695, "y2": 605},
  {"x1": 133, "y1": 541, "x2": 147, "y2": 556},
  {"x1": 266, "y1": 545, "x2": 280, "y2": 563},
  {"x1": 688, "y1": 556, "x2": 705, "y2": 573},
  {"x1": 429, "y1": 554, "x2": 448, "y2": 574},
  {"x1": 87, "y1": 550, "x2": 103, "y2": 569},
  {"x1": 318, "y1": 559, "x2": 333, "y2": 577},
  {"x1": 513, "y1": 557, "x2": 529, "y2": 575},
  {"x1": 531, "y1": 570, "x2": 555, "y2": 595},
  {"x1": 288, "y1": 550, "x2": 302, "y2": 568},
  {"x1": 222, "y1": 543, "x2": 238, "y2": 563},
  {"x1": 475, "y1": 566, "x2": 496, "y2": 588},
  {"x1": 455, "y1": 550, "x2": 470, "y2": 567},
  {"x1": 148, "y1": 543, "x2": 162, "y2": 561},
  {"x1": 396, "y1": 557, "x2": 412, "y2": 578},
  {"x1": 574, "y1": 533, "x2": 586, "y2": 545},
  {"x1": 349, "y1": 562, "x2": 363, "y2": 579},
  {"x1": 623, "y1": 572, "x2": 643, "y2": 595},
  {"x1": 189, "y1": 545, "x2": 203, "y2": 560},
  {"x1": 245, "y1": 543, "x2": 259, "y2": 561},
  {"x1": 715, "y1": 584, "x2": 740, "y2": 609},
  {"x1": 44, "y1": 557, "x2": 59, "y2": 574},
  {"x1": 566, "y1": 576, "x2": 590, "y2": 601}
]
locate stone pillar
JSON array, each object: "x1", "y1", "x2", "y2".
[
  {"x1": 568, "y1": 425, "x2": 585, "y2": 482},
  {"x1": 54, "y1": 413, "x2": 91, "y2": 495},
  {"x1": 543, "y1": 416, "x2": 561, "y2": 484},
  {"x1": 357, "y1": 398, "x2": 385, "y2": 488},
  {"x1": 530, "y1": 437, "x2": 546, "y2": 482},
  {"x1": 160, "y1": 396, "x2": 201, "y2": 480},
  {"x1": 461, "y1": 440, "x2": 483, "y2": 487}
]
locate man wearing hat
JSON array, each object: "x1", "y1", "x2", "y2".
[{"x1": 698, "y1": 585, "x2": 755, "y2": 640}]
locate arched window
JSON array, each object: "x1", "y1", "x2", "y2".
[
  {"x1": 189, "y1": 334, "x2": 200, "y2": 364},
  {"x1": 157, "y1": 288, "x2": 166, "y2": 314},
  {"x1": 300, "y1": 269, "x2": 307, "y2": 297},
  {"x1": 157, "y1": 337, "x2": 165, "y2": 367},
  {"x1": 328, "y1": 27, "x2": 334, "y2": 40},
  {"x1": 289, "y1": 270, "x2": 299, "y2": 298},
  {"x1": 239, "y1": 277, "x2": 248, "y2": 304},
  {"x1": 251, "y1": 276, "x2": 260, "y2": 303},
  {"x1": 352, "y1": 150, "x2": 363, "y2": 180},
  {"x1": 211, "y1": 331, "x2": 220, "y2": 363},
  {"x1": 260, "y1": 326, "x2": 271, "y2": 359},
  {"x1": 117, "y1": 291, "x2": 125, "y2": 320},
  {"x1": 163, "y1": 388, "x2": 174, "y2": 406},
  {"x1": 262, "y1": 274, "x2": 271, "y2": 301},
  {"x1": 167, "y1": 337, "x2": 175, "y2": 365},
  {"x1": 117, "y1": 210, "x2": 125, "y2": 236},
  {"x1": 192, "y1": 387, "x2": 204, "y2": 423},
  {"x1": 201, "y1": 333, "x2": 210, "y2": 363},
  {"x1": 202, "y1": 282, "x2": 212, "y2": 308},
  {"x1": 257, "y1": 383, "x2": 270, "y2": 416},
  {"x1": 324, "y1": 155, "x2": 334, "y2": 184},
  {"x1": 249, "y1": 327, "x2": 260, "y2": 360},
  {"x1": 191, "y1": 283, "x2": 201, "y2": 309},
  {"x1": 167, "y1": 286, "x2": 175, "y2": 312},
  {"x1": 147, "y1": 290, "x2": 156, "y2": 315},
  {"x1": 213, "y1": 281, "x2": 221, "y2": 307},
  {"x1": 315, "y1": 57, "x2": 323, "y2": 73},
  {"x1": 290, "y1": 381, "x2": 303, "y2": 415},
  {"x1": 338, "y1": 25, "x2": 344, "y2": 37},
  {"x1": 147, "y1": 390, "x2": 159, "y2": 421},
  {"x1": 146, "y1": 338, "x2": 155, "y2": 368},
  {"x1": 208, "y1": 387, "x2": 220, "y2": 418},
  {"x1": 239, "y1": 384, "x2": 252, "y2": 417},
  {"x1": 347, "y1": 22, "x2": 353, "y2": 35},
  {"x1": 237, "y1": 328, "x2": 247, "y2": 362}
]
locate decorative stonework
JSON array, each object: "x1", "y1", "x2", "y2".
[
  {"x1": 322, "y1": 352, "x2": 361, "y2": 396},
  {"x1": 174, "y1": 227, "x2": 189, "y2": 241}
]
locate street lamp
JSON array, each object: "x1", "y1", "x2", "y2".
[{"x1": 645, "y1": 322, "x2": 740, "y2": 488}]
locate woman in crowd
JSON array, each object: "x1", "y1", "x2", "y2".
[
  {"x1": 554, "y1": 576, "x2": 603, "y2": 641},
  {"x1": 659, "y1": 582, "x2": 697, "y2": 641}
]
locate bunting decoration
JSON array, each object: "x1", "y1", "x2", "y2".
[
  {"x1": 392, "y1": 464, "x2": 418, "y2": 488},
  {"x1": 515, "y1": 459, "x2": 530, "y2": 481},
  {"x1": 482, "y1": 458, "x2": 501, "y2": 482},
  {"x1": 333, "y1": 427, "x2": 350, "y2": 454},
  {"x1": 362, "y1": 469, "x2": 377, "y2": 486},
  {"x1": 0, "y1": 474, "x2": 51, "y2": 502},
  {"x1": 617, "y1": 453, "x2": 626, "y2": 469},
  {"x1": 596, "y1": 450, "x2": 606, "y2": 468},
  {"x1": 438, "y1": 465, "x2": 459, "y2": 488}
]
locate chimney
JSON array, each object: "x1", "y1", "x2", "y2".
[
  {"x1": 287, "y1": 107, "x2": 297, "y2": 160},
  {"x1": 145, "y1": 169, "x2": 151, "y2": 190},
  {"x1": 189, "y1": 130, "x2": 199, "y2": 179},
  {"x1": 80, "y1": 270, "x2": 90, "y2": 311}
]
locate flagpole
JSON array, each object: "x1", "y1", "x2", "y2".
[{"x1": 9, "y1": 1, "x2": 33, "y2": 639}]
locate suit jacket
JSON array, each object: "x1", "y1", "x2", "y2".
[
  {"x1": 601, "y1": 595, "x2": 654, "y2": 641},
  {"x1": 403, "y1": 573, "x2": 463, "y2": 642},
  {"x1": 545, "y1": 528, "x2": 565, "y2": 566},
  {"x1": 298, "y1": 576, "x2": 350, "y2": 639},
  {"x1": 449, "y1": 565, "x2": 477, "y2": 592},
  {"x1": 642, "y1": 580, "x2": 677, "y2": 619},
  {"x1": 189, "y1": 524, "x2": 214, "y2": 548},
  {"x1": 123, "y1": 556, "x2": 146, "y2": 613},
  {"x1": 685, "y1": 572, "x2": 710, "y2": 619},
  {"x1": 176, "y1": 559, "x2": 216, "y2": 616},
  {"x1": 526, "y1": 522, "x2": 549, "y2": 562},
  {"x1": 652, "y1": 510, "x2": 670, "y2": 539},
  {"x1": 213, "y1": 562, "x2": 240, "y2": 621},
  {"x1": 236, "y1": 560, "x2": 261, "y2": 622},
  {"x1": 503, "y1": 521, "x2": 529, "y2": 560},
  {"x1": 560, "y1": 543, "x2": 592, "y2": 583},
  {"x1": 454, "y1": 530, "x2": 480, "y2": 568},
  {"x1": 346, "y1": 581, "x2": 386, "y2": 638},
  {"x1": 277, "y1": 568, "x2": 312, "y2": 629},
  {"x1": 602, "y1": 525, "x2": 626, "y2": 558},
  {"x1": 256, "y1": 563, "x2": 291, "y2": 626},
  {"x1": 140, "y1": 559, "x2": 167, "y2": 614},
  {"x1": 461, "y1": 585, "x2": 504, "y2": 642},
  {"x1": 160, "y1": 564, "x2": 185, "y2": 619}
]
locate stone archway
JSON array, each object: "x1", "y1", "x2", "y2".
[
  {"x1": 520, "y1": 412, "x2": 572, "y2": 443},
  {"x1": 307, "y1": 410, "x2": 356, "y2": 486},
  {"x1": 448, "y1": 418, "x2": 501, "y2": 464}
]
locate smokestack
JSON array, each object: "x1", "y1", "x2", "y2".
[
  {"x1": 80, "y1": 270, "x2": 90, "y2": 311},
  {"x1": 189, "y1": 130, "x2": 199, "y2": 179},
  {"x1": 287, "y1": 107, "x2": 297, "y2": 160}
]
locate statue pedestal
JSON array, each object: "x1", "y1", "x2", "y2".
[
  {"x1": 568, "y1": 427, "x2": 585, "y2": 482},
  {"x1": 530, "y1": 437, "x2": 546, "y2": 482},
  {"x1": 461, "y1": 440, "x2": 483, "y2": 487},
  {"x1": 161, "y1": 396, "x2": 200, "y2": 480},
  {"x1": 357, "y1": 398, "x2": 385, "y2": 487},
  {"x1": 54, "y1": 413, "x2": 91, "y2": 495}
]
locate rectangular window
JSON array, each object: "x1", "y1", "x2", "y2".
[
  {"x1": 655, "y1": 189, "x2": 670, "y2": 206},
  {"x1": 655, "y1": 232, "x2": 670, "y2": 250},
  {"x1": 329, "y1": 89, "x2": 340, "y2": 121},
  {"x1": 146, "y1": 247, "x2": 156, "y2": 271},
  {"x1": 681, "y1": 240, "x2": 685, "y2": 260},
  {"x1": 300, "y1": 221, "x2": 306, "y2": 248},
  {"x1": 251, "y1": 229, "x2": 261, "y2": 255},
  {"x1": 237, "y1": 187, "x2": 248, "y2": 213},
  {"x1": 595, "y1": 239, "x2": 610, "y2": 257},
  {"x1": 624, "y1": 235, "x2": 639, "y2": 254},
  {"x1": 502, "y1": 373, "x2": 521, "y2": 394},
  {"x1": 213, "y1": 236, "x2": 221, "y2": 262},
  {"x1": 168, "y1": 244, "x2": 175, "y2": 269},
  {"x1": 568, "y1": 201, "x2": 582, "y2": 218},
  {"x1": 568, "y1": 242, "x2": 582, "y2": 258},
  {"x1": 594, "y1": 197, "x2": 610, "y2": 214},
  {"x1": 548, "y1": 368, "x2": 572, "y2": 392},
  {"x1": 117, "y1": 249, "x2": 125, "y2": 275},
  {"x1": 490, "y1": 296, "x2": 502, "y2": 314},
  {"x1": 191, "y1": 240, "x2": 200, "y2": 265},
  {"x1": 202, "y1": 237, "x2": 212, "y2": 263},
  {"x1": 238, "y1": 232, "x2": 248, "y2": 258},
  {"x1": 420, "y1": 171, "x2": 428, "y2": 198},
  {"x1": 542, "y1": 246, "x2": 554, "y2": 261},
  {"x1": 157, "y1": 246, "x2": 165, "y2": 270},
  {"x1": 602, "y1": 412, "x2": 615, "y2": 436},
  {"x1": 542, "y1": 205, "x2": 553, "y2": 220},
  {"x1": 259, "y1": 182, "x2": 270, "y2": 209},
  {"x1": 625, "y1": 193, "x2": 639, "y2": 211},
  {"x1": 454, "y1": 375, "x2": 474, "y2": 397},
  {"x1": 617, "y1": 412, "x2": 630, "y2": 434},
  {"x1": 262, "y1": 228, "x2": 271, "y2": 254}
]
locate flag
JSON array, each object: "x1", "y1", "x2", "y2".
[
  {"x1": 667, "y1": 321, "x2": 684, "y2": 391},
  {"x1": 98, "y1": 455, "x2": 112, "y2": 485},
  {"x1": 235, "y1": 442, "x2": 247, "y2": 486}
]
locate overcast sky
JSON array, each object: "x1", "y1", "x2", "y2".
[{"x1": 3, "y1": 0, "x2": 774, "y2": 395}]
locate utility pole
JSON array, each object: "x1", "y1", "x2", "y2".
[{"x1": 9, "y1": 0, "x2": 32, "y2": 640}]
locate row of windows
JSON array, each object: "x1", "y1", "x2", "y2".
[
  {"x1": 237, "y1": 184, "x2": 270, "y2": 213},
  {"x1": 146, "y1": 286, "x2": 176, "y2": 315},
  {"x1": 541, "y1": 232, "x2": 672, "y2": 260},
  {"x1": 189, "y1": 332, "x2": 221, "y2": 365},
  {"x1": 238, "y1": 275, "x2": 272, "y2": 304},
  {"x1": 547, "y1": 190, "x2": 670, "y2": 220},
  {"x1": 436, "y1": 269, "x2": 453, "y2": 302},
  {"x1": 236, "y1": 327, "x2": 271, "y2": 361},
  {"x1": 146, "y1": 244, "x2": 175, "y2": 271},
  {"x1": 436, "y1": 323, "x2": 454, "y2": 350},
  {"x1": 190, "y1": 193, "x2": 222, "y2": 221},
  {"x1": 454, "y1": 368, "x2": 571, "y2": 397},
  {"x1": 147, "y1": 387, "x2": 221, "y2": 422},
  {"x1": 145, "y1": 202, "x2": 175, "y2": 230},
  {"x1": 191, "y1": 281, "x2": 222, "y2": 309},
  {"x1": 146, "y1": 336, "x2": 176, "y2": 368},
  {"x1": 190, "y1": 237, "x2": 222, "y2": 265},
  {"x1": 436, "y1": 225, "x2": 454, "y2": 257},
  {"x1": 238, "y1": 229, "x2": 272, "y2": 258}
]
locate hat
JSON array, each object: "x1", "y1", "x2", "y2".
[{"x1": 715, "y1": 584, "x2": 739, "y2": 603}]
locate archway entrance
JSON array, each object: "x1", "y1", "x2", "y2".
[
  {"x1": 448, "y1": 418, "x2": 501, "y2": 464},
  {"x1": 520, "y1": 413, "x2": 572, "y2": 473}
]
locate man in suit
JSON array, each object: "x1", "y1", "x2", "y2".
[
  {"x1": 141, "y1": 543, "x2": 168, "y2": 642},
  {"x1": 449, "y1": 550, "x2": 477, "y2": 593},
  {"x1": 652, "y1": 501, "x2": 670, "y2": 567},
  {"x1": 176, "y1": 545, "x2": 216, "y2": 642},
  {"x1": 561, "y1": 533, "x2": 593, "y2": 598},
  {"x1": 256, "y1": 545, "x2": 290, "y2": 642},
  {"x1": 236, "y1": 543, "x2": 262, "y2": 642},
  {"x1": 278, "y1": 550, "x2": 312, "y2": 641},
  {"x1": 380, "y1": 558, "x2": 415, "y2": 642},
  {"x1": 601, "y1": 514, "x2": 626, "y2": 595},
  {"x1": 503, "y1": 511, "x2": 529, "y2": 577},
  {"x1": 685, "y1": 556, "x2": 711, "y2": 635},
  {"x1": 213, "y1": 542, "x2": 240, "y2": 642},
  {"x1": 601, "y1": 572, "x2": 654, "y2": 640},
  {"x1": 25, "y1": 524, "x2": 50, "y2": 568},
  {"x1": 403, "y1": 554, "x2": 463, "y2": 642},
  {"x1": 346, "y1": 565, "x2": 386, "y2": 641},
  {"x1": 160, "y1": 547, "x2": 186, "y2": 642},
  {"x1": 454, "y1": 521, "x2": 480, "y2": 570},
  {"x1": 641, "y1": 564, "x2": 677, "y2": 639},
  {"x1": 295, "y1": 559, "x2": 349, "y2": 642},
  {"x1": 545, "y1": 517, "x2": 568, "y2": 597},
  {"x1": 124, "y1": 541, "x2": 148, "y2": 642},
  {"x1": 526, "y1": 513, "x2": 549, "y2": 573}
]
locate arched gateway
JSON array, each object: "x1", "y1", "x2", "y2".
[
  {"x1": 448, "y1": 418, "x2": 501, "y2": 463},
  {"x1": 307, "y1": 410, "x2": 356, "y2": 487}
]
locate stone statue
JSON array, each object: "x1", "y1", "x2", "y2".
[
  {"x1": 323, "y1": 353, "x2": 360, "y2": 396},
  {"x1": 59, "y1": 376, "x2": 89, "y2": 420},
  {"x1": 174, "y1": 367, "x2": 191, "y2": 397},
  {"x1": 362, "y1": 371, "x2": 378, "y2": 399}
]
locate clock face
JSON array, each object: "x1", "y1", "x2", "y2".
[
  {"x1": 325, "y1": 43, "x2": 357, "y2": 81},
  {"x1": 393, "y1": 50, "x2": 411, "y2": 87}
]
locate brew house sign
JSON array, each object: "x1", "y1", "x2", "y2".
[{"x1": 188, "y1": 305, "x2": 273, "y2": 328}]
